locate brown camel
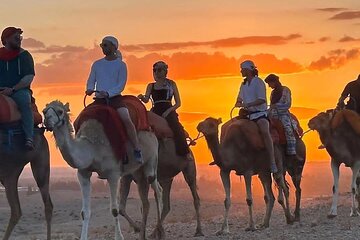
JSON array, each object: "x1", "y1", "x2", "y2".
[
  {"x1": 309, "y1": 110, "x2": 360, "y2": 218},
  {"x1": 197, "y1": 117, "x2": 294, "y2": 234},
  {"x1": 0, "y1": 124, "x2": 53, "y2": 240},
  {"x1": 119, "y1": 137, "x2": 203, "y2": 239}
]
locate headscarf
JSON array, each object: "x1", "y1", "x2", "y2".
[{"x1": 102, "y1": 36, "x2": 122, "y2": 59}]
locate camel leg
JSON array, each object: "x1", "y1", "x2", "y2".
[
  {"x1": 77, "y1": 170, "x2": 93, "y2": 240},
  {"x1": 274, "y1": 174, "x2": 293, "y2": 224},
  {"x1": 150, "y1": 179, "x2": 173, "y2": 239},
  {"x1": 216, "y1": 170, "x2": 231, "y2": 235},
  {"x1": 356, "y1": 173, "x2": 360, "y2": 213},
  {"x1": 118, "y1": 175, "x2": 141, "y2": 233},
  {"x1": 258, "y1": 172, "x2": 275, "y2": 229},
  {"x1": 30, "y1": 155, "x2": 53, "y2": 240},
  {"x1": 136, "y1": 174, "x2": 150, "y2": 240},
  {"x1": 291, "y1": 172, "x2": 302, "y2": 221},
  {"x1": 151, "y1": 179, "x2": 164, "y2": 235},
  {"x1": 182, "y1": 163, "x2": 204, "y2": 237},
  {"x1": 328, "y1": 159, "x2": 340, "y2": 218},
  {"x1": 2, "y1": 167, "x2": 23, "y2": 240},
  {"x1": 350, "y1": 162, "x2": 360, "y2": 217},
  {"x1": 244, "y1": 173, "x2": 255, "y2": 231},
  {"x1": 107, "y1": 174, "x2": 124, "y2": 240}
]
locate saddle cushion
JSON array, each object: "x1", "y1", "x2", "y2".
[
  {"x1": 0, "y1": 94, "x2": 42, "y2": 125},
  {"x1": 122, "y1": 95, "x2": 151, "y2": 131},
  {"x1": 270, "y1": 113, "x2": 303, "y2": 145},
  {"x1": 332, "y1": 109, "x2": 360, "y2": 134},
  {"x1": 74, "y1": 105, "x2": 127, "y2": 162}
]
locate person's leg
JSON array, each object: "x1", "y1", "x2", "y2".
[
  {"x1": 165, "y1": 111, "x2": 191, "y2": 160},
  {"x1": 11, "y1": 89, "x2": 34, "y2": 149},
  {"x1": 280, "y1": 117, "x2": 297, "y2": 156},
  {"x1": 256, "y1": 118, "x2": 278, "y2": 173},
  {"x1": 117, "y1": 107, "x2": 142, "y2": 162}
]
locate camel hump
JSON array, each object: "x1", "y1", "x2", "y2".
[
  {"x1": 332, "y1": 109, "x2": 360, "y2": 134},
  {"x1": 221, "y1": 119, "x2": 264, "y2": 149},
  {"x1": 0, "y1": 94, "x2": 42, "y2": 125}
]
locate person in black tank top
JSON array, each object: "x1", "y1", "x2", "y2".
[{"x1": 138, "y1": 61, "x2": 191, "y2": 160}]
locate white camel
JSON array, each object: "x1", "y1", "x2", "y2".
[{"x1": 43, "y1": 100, "x2": 163, "y2": 240}]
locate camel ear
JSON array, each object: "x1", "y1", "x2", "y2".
[
  {"x1": 64, "y1": 102, "x2": 70, "y2": 112},
  {"x1": 217, "y1": 118, "x2": 222, "y2": 124}
]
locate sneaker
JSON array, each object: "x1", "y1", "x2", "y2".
[
  {"x1": 133, "y1": 149, "x2": 143, "y2": 164},
  {"x1": 24, "y1": 139, "x2": 35, "y2": 151}
]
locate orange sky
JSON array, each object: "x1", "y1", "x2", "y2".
[{"x1": 2, "y1": 1, "x2": 360, "y2": 166}]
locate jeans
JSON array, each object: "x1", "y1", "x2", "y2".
[{"x1": 11, "y1": 89, "x2": 34, "y2": 141}]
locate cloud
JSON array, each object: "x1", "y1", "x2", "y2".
[
  {"x1": 339, "y1": 35, "x2": 360, "y2": 42},
  {"x1": 316, "y1": 8, "x2": 347, "y2": 12},
  {"x1": 319, "y1": 37, "x2": 330, "y2": 42},
  {"x1": 122, "y1": 34, "x2": 302, "y2": 52},
  {"x1": 330, "y1": 11, "x2": 360, "y2": 20},
  {"x1": 290, "y1": 107, "x2": 320, "y2": 120},
  {"x1": 22, "y1": 38, "x2": 46, "y2": 48},
  {"x1": 33, "y1": 45, "x2": 88, "y2": 53},
  {"x1": 308, "y1": 48, "x2": 360, "y2": 70}
]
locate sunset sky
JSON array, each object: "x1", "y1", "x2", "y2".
[{"x1": 2, "y1": 0, "x2": 360, "y2": 166}]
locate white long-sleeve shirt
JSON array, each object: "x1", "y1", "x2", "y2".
[{"x1": 86, "y1": 58, "x2": 127, "y2": 98}]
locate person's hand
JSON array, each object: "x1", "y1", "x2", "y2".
[
  {"x1": 0, "y1": 87, "x2": 14, "y2": 96},
  {"x1": 98, "y1": 91, "x2": 109, "y2": 98},
  {"x1": 85, "y1": 89, "x2": 94, "y2": 96}
]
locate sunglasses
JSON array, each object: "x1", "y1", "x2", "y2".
[
  {"x1": 100, "y1": 43, "x2": 109, "y2": 48},
  {"x1": 13, "y1": 35, "x2": 23, "y2": 41}
]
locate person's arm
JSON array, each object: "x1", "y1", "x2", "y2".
[
  {"x1": 138, "y1": 83, "x2": 152, "y2": 103},
  {"x1": 107, "y1": 61, "x2": 127, "y2": 97},
  {"x1": 162, "y1": 80, "x2": 180, "y2": 117},
  {"x1": 337, "y1": 84, "x2": 350, "y2": 108},
  {"x1": 235, "y1": 84, "x2": 244, "y2": 107},
  {"x1": 86, "y1": 63, "x2": 96, "y2": 95}
]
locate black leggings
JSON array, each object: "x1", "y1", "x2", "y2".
[{"x1": 165, "y1": 111, "x2": 190, "y2": 156}]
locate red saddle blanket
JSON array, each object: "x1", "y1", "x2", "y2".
[
  {"x1": 0, "y1": 94, "x2": 42, "y2": 125},
  {"x1": 74, "y1": 96, "x2": 150, "y2": 162},
  {"x1": 221, "y1": 114, "x2": 303, "y2": 149}
]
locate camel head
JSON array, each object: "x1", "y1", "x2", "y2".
[
  {"x1": 197, "y1": 117, "x2": 222, "y2": 136},
  {"x1": 308, "y1": 109, "x2": 334, "y2": 132},
  {"x1": 43, "y1": 100, "x2": 71, "y2": 131}
]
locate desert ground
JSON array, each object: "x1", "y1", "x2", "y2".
[{"x1": 1, "y1": 162, "x2": 360, "y2": 240}]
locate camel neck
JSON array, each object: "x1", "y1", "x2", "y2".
[
  {"x1": 204, "y1": 133, "x2": 222, "y2": 165},
  {"x1": 317, "y1": 126, "x2": 332, "y2": 147}
]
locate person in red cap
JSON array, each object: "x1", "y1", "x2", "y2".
[{"x1": 0, "y1": 27, "x2": 36, "y2": 150}]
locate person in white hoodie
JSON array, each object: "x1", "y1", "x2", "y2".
[{"x1": 85, "y1": 36, "x2": 142, "y2": 163}]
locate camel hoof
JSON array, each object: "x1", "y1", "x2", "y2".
[
  {"x1": 286, "y1": 215, "x2": 295, "y2": 225},
  {"x1": 245, "y1": 226, "x2": 256, "y2": 232},
  {"x1": 350, "y1": 209, "x2": 360, "y2": 217},
  {"x1": 255, "y1": 223, "x2": 269, "y2": 230},
  {"x1": 215, "y1": 229, "x2": 229, "y2": 235},
  {"x1": 327, "y1": 214, "x2": 337, "y2": 219},
  {"x1": 293, "y1": 215, "x2": 300, "y2": 222},
  {"x1": 194, "y1": 229, "x2": 204, "y2": 237},
  {"x1": 149, "y1": 226, "x2": 165, "y2": 239}
]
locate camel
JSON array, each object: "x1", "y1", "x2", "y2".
[
  {"x1": 197, "y1": 117, "x2": 295, "y2": 233},
  {"x1": 42, "y1": 100, "x2": 163, "y2": 240},
  {"x1": 119, "y1": 137, "x2": 203, "y2": 239},
  {"x1": 0, "y1": 118, "x2": 53, "y2": 240},
  {"x1": 308, "y1": 110, "x2": 360, "y2": 218}
]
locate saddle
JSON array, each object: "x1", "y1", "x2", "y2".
[
  {"x1": 73, "y1": 96, "x2": 151, "y2": 162},
  {"x1": 0, "y1": 94, "x2": 42, "y2": 125},
  {"x1": 222, "y1": 114, "x2": 303, "y2": 150}
]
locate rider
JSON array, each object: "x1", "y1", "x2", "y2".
[
  {"x1": 138, "y1": 61, "x2": 193, "y2": 161},
  {"x1": 85, "y1": 36, "x2": 142, "y2": 163},
  {"x1": 0, "y1": 27, "x2": 35, "y2": 151},
  {"x1": 336, "y1": 74, "x2": 360, "y2": 113},
  {"x1": 265, "y1": 74, "x2": 303, "y2": 163},
  {"x1": 235, "y1": 60, "x2": 278, "y2": 173}
]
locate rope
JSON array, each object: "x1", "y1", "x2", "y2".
[
  {"x1": 187, "y1": 132, "x2": 204, "y2": 146},
  {"x1": 83, "y1": 90, "x2": 109, "y2": 108}
]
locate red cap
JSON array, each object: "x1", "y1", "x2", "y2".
[{"x1": 1, "y1": 27, "x2": 23, "y2": 45}]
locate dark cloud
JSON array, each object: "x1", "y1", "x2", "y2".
[
  {"x1": 330, "y1": 11, "x2": 360, "y2": 20},
  {"x1": 33, "y1": 45, "x2": 87, "y2": 53},
  {"x1": 308, "y1": 48, "x2": 360, "y2": 70},
  {"x1": 22, "y1": 38, "x2": 46, "y2": 48},
  {"x1": 319, "y1": 37, "x2": 330, "y2": 42},
  {"x1": 339, "y1": 36, "x2": 359, "y2": 42},
  {"x1": 316, "y1": 8, "x2": 347, "y2": 12}
]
